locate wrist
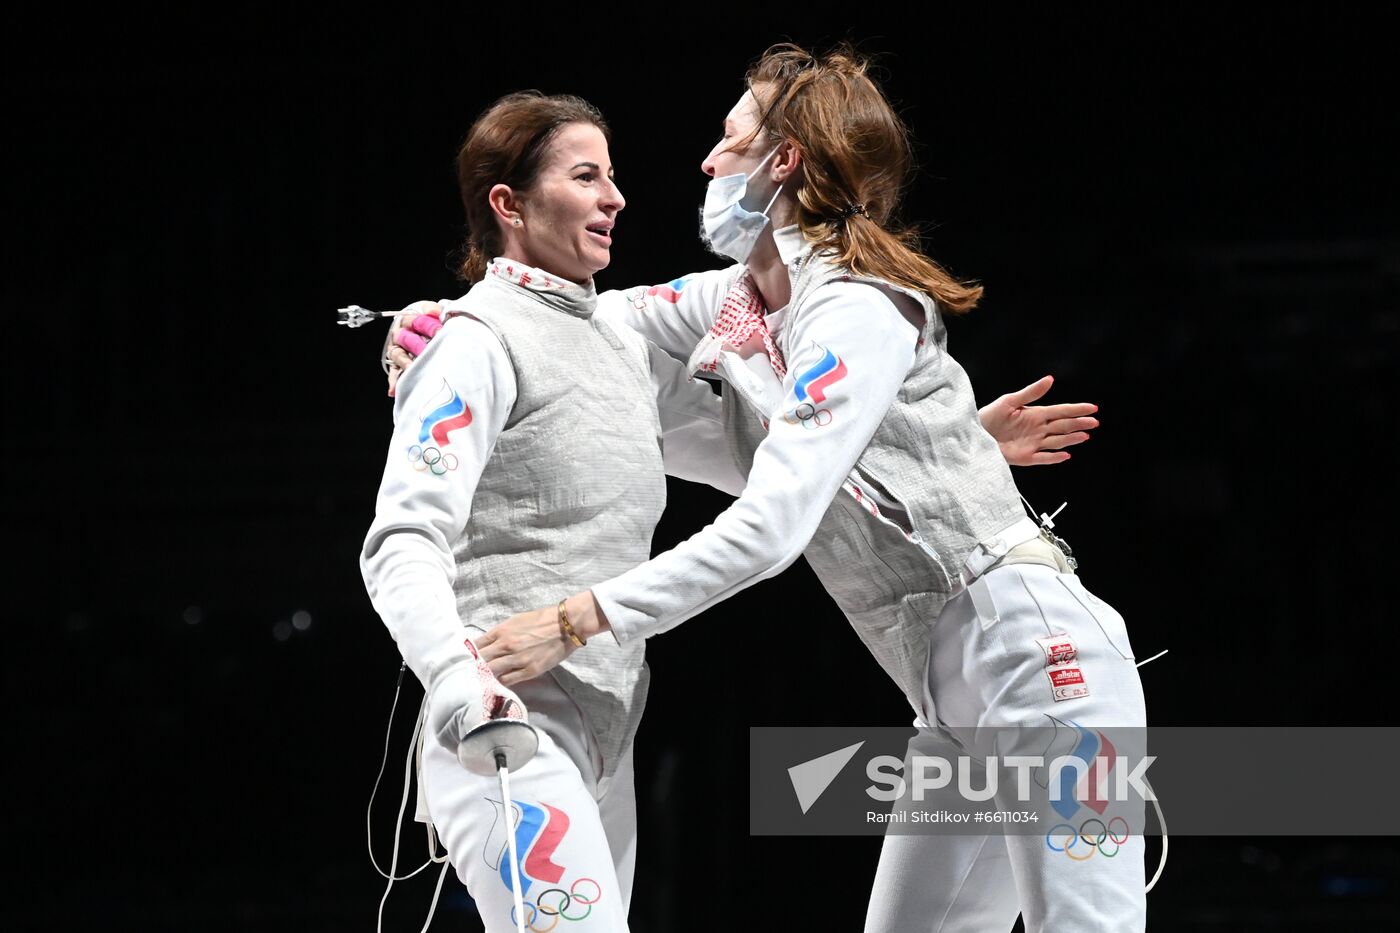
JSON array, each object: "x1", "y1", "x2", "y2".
[{"x1": 565, "y1": 591, "x2": 610, "y2": 641}]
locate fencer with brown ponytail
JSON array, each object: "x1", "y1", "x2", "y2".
[
  {"x1": 454, "y1": 91, "x2": 610, "y2": 283},
  {"x1": 743, "y1": 43, "x2": 984, "y2": 315}
]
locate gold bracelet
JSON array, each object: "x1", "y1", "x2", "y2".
[{"x1": 558, "y1": 599, "x2": 585, "y2": 648}]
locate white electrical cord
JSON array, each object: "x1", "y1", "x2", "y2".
[
  {"x1": 1136, "y1": 649, "x2": 1169, "y2": 668},
  {"x1": 1135, "y1": 651, "x2": 1168, "y2": 893},
  {"x1": 417, "y1": 861, "x2": 452, "y2": 933},
  {"x1": 367, "y1": 666, "x2": 437, "y2": 882},
  {"x1": 370, "y1": 666, "x2": 452, "y2": 933},
  {"x1": 1144, "y1": 778, "x2": 1169, "y2": 893}
]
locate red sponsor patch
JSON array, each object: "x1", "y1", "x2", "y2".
[
  {"x1": 1036, "y1": 633, "x2": 1089, "y2": 701},
  {"x1": 1035, "y1": 632, "x2": 1079, "y2": 667},
  {"x1": 1042, "y1": 638, "x2": 1077, "y2": 666},
  {"x1": 1048, "y1": 667, "x2": 1089, "y2": 701}
]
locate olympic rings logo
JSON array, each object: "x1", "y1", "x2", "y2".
[
  {"x1": 1045, "y1": 817, "x2": 1131, "y2": 860},
  {"x1": 782, "y1": 402, "x2": 833, "y2": 430},
  {"x1": 407, "y1": 445, "x2": 458, "y2": 475},
  {"x1": 510, "y1": 878, "x2": 602, "y2": 931}
]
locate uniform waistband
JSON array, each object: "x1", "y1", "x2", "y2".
[{"x1": 959, "y1": 516, "x2": 1073, "y2": 589}]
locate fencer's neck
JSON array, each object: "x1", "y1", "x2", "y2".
[
  {"x1": 746, "y1": 226, "x2": 791, "y2": 313},
  {"x1": 766, "y1": 196, "x2": 798, "y2": 231}
]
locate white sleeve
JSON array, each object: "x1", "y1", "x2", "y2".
[
  {"x1": 592, "y1": 281, "x2": 920, "y2": 643},
  {"x1": 646, "y1": 340, "x2": 747, "y2": 496},
  {"x1": 359, "y1": 315, "x2": 516, "y2": 690},
  {"x1": 596, "y1": 265, "x2": 743, "y2": 362}
]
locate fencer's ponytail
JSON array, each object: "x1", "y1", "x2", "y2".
[
  {"x1": 744, "y1": 43, "x2": 983, "y2": 314},
  {"x1": 454, "y1": 92, "x2": 610, "y2": 283}
]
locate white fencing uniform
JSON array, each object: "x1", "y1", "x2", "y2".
[
  {"x1": 361, "y1": 259, "x2": 735, "y2": 932},
  {"x1": 418, "y1": 676, "x2": 639, "y2": 931},
  {"x1": 866, "y1": 556, "x2": 1148, "y2": 933},
  {"x1": 584, "y1": 226, "x2": 1149, "y2": 932}
]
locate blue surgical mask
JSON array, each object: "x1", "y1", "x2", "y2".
[{"x1": 699, "y1": 145, "x2": 784, "y2": 263}]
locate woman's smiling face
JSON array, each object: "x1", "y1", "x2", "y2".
[{"x1": 516, "y1": 122, "x2": 625, "y2": 284}]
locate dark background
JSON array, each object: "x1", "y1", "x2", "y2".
[{"x1": 6, "y1": 4, "x2": 1398, "y2": 930}]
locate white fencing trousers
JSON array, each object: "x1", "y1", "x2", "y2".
[
  {"x1": 420, "y1": 676, "x2": 637, "y2": 932},
  {"x1": 865, "y1": 563, "x2": 1149, "y2": 933}
]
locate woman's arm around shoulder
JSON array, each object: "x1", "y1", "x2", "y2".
[
  {"x1": 595, "y1": 265, "x2": 746, "y2": 361},
  {"x1": 587, "y1": 278, "x2": 918, "y2": 640}
]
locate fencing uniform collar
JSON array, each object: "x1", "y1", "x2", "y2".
[
  {"x1": 485, "y1": 257, "x2": 598, "y2": 319},
  {"x1": 773, "y1": 224, "x2": 809, "y2": 266}
]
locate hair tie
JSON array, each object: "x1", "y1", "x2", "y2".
[{"x1": 839, "y1": 202, "x2": 868, "y2": 220}]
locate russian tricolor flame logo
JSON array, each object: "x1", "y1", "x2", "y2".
[
  {"x1": 794, "y1": 347, "x2": 848, "y2": 404},
  {"x1": 646, "y1": 277, "x2": 690, "y2": 304},
  {"x1": 495, "y1": 799, "x2": 571, "y2": 896},
  {"x1": 1045, "y1": 721, "x2": 1118, "y2": 822},
  {"x1": 418, "y1": 379, "x2": 473, "y2": 447}
]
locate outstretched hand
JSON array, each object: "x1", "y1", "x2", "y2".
[
  {"x1": 979, "y1": 375, "x2": 1099, "y2": 466},
  {"x1": 386, "y1": 301, "x2": 444, "y2": 397}
]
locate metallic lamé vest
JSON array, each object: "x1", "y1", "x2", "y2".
[
  {"x1": 449, "y1": 275, "x2": 666, "y2": 779},
  {"x1": 724, "y1": 253, "x2": 1025, "y2": 717}
]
